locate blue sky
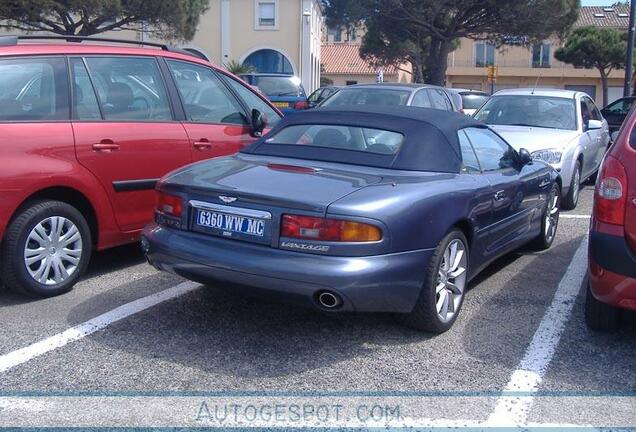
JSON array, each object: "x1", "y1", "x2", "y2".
[{"x1": 581, "y1": 0, "x2": 624, "y2": 5}]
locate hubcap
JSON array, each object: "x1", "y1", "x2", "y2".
[
  {"x1": 24, "y1": 216, "x2": 82, "y2": 286},
  {"x1": 436, "y1": 239, "x2": 468, "y2": 323},
  {"x1": 544, "y1": 188, "x2": 560, "y2": 243}
]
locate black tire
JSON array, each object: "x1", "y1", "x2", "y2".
[
  {"x1": 0, "y1": 200, "x2": 92, "y2": 298},
  {"x1": 531, "y1": 183, "x2": 561, "y2": 250},
  {"x1": 562, "y1": 160, "x2": 581, "y2": 210},
  {"x1": 585, "y1": 282, "x2": 620, "y2": 332},
  {"x1": 399, "y1": 229, "x2": 469, "y2": 334}
]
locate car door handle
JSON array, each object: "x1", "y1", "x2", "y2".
[
  {"x1": 494, "y1": 190, "x2": 506, "y2": 201},
  {"x1": 92, "y1": 140, "x2": 120, "y2": 152},
  {"x1": 193, "y1": 140, "x2": 212, "y2": 150}
]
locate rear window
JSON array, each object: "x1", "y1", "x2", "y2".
[
  {"x1": 461, "y1": 93, "x2": 489, "y2": 110},
  {"x1": 321, "y1": 88, "x2": 410, "y2": 107},
  {"x1": 0, "y1": 57, "x2": 69, "y2": 121},
  {"x1": 253, "y1": 76, "x2": 305, "y2": 97},
  {"x1": 264, "y1": 124, "x2": 404, "y2": 155}
]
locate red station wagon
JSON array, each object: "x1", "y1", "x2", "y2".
[
  {"x1": 0, "y1": 36, "x2": 282, "y2": 298},
  {"x1": 587, "y1": 102, "x2": 636, "y2": 330}
]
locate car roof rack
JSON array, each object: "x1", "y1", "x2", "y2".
[{"x1": 0, "y1": 35, "x2": 209, "y2": 61}]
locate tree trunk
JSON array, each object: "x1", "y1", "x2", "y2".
[
  {"x1": 599, "y1": 69, "x2": 609, "y2": 107},
  {"x1": 426, "y1": 38, "x2": 451, "y2": 86},
  {"x1": 411, "y1": 58, "x2": 425, "y2": 83}
]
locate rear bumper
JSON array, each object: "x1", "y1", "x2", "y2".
[
  {"x1": 588, "y1": 231, "x2": 636, "y2": 311},
  {"x1": 142, "y1": 224, "x2": 434, "y2": 313}
]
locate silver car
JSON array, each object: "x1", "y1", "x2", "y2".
[
  {"x1": 474, "y1": 89, "x2": 609, "y2": 209},
  {"x1": 320, "y1": 83, "x2": 459, "y2": 111}
]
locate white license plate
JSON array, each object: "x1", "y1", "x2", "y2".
[{"x1": 196, "y1": 209, "x2": 266, "y2": 237}]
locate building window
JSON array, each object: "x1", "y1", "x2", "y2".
[
  {"x1": 532, "y1": 43, "x2": 551, "y2": 68},
  {"x1": 475, "y1": 42, "x2": 495, "y2": 68},
  {"x1": 327, "y1": 26, "x2": 341, "y2": 42},
  {"x1": 346, "y1": 80, "x2": 358, "y2": 86},
  {"x1": 255, "y1": 0, "x2": 277, "y2": 29},
  {"x1": 347, "y1": 28, "x2": 357, "y2": 42},
  {"x1": 244, "y1": 49, "x2": 294, "y2": 74}
]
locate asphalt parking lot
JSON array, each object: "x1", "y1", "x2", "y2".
[{"x1": 0, "y1": 185, "x2": 634, "y2": 428}]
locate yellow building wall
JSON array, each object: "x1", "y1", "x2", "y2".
[{"x1": 447, "y1": 37, "x2": 626, "y2": 104}]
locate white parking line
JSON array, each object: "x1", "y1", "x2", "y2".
[
  {"x1": 0, "y1": 281, "x2": 199, "y2": 374},
  {"x1": 561, "y1": 215, "x2": 591, "y2": 219},
  {"x1": 487, "y1": 236, "x2": 589, "y2": 426}
]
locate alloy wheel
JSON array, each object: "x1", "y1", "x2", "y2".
[
  {"x1": 436, "y1": 239, "x2": 468, "y2": 323},
  {"x1": 23, "y1": 216, "x2": 83, "y2": 286},
  {"x1": 572, "y1": 167, "x2": 580, "y2": 204},
  {"x1": 544, "y1": 188, "x2": 560, "y2": 243}
]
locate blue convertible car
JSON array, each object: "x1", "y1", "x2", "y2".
[{"x1": 142, "y1": 107, "x2": 561, "y2": 333}]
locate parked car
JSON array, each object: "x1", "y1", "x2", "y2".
[
  {"x1": 601, "y1": 96, "x2": 636, "y2": 135},
  {"x1": 319, "y1": 83, "x2": 458, "y2": 111},
  {"x1": 446, "y1": 88, "x2": 490, "y2": 116},
  {"x1": 239, "y1": 73, "x2": 308, "y2": 114},
  {"x1": 474, "y1": 89, "x2": 610, "y2": 210},
  {"x1": 142, "y1": 106, "x2": 561, "y2": 333},
  {"x1": 307, "y1": 86, "x2": 340, "y2": 108},
  {"x1": 0, "y1": 35, "x2": 282, "y2": 298},
  {"x1": 586, "y1": 103, "x2": 636, "y2": 331}
]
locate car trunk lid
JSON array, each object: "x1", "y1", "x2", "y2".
[{"x1": 162, "y1": 154, "x2": 384, "y2": 245}]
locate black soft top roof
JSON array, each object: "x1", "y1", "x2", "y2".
[{"x1": 242, "y1": 106, "x2": 488, "y2": 172}]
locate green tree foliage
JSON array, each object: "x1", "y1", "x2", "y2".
[
  {"x1": 0, "y1": 0, "x2": 209, "y2": 40},
  {"x1": 324, "y1": 0, "x2": 580, "y2": 85},
  {"x1": 555, "y1": 26, "x2": 627, "y2": 106},
  {"x1": 225, "y1": 60, "x2": 256, "y2": 75}
]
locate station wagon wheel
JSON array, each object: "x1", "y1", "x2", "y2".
[
  {"x1": 24, "y1": 216, "x2": 83, "y2": 286},
  {"x1": 400, "y1": 229, "x2": 469, "y2": 334},
  {"x1": 0, "y1": 200, "x2": 92, "y2": 298}
]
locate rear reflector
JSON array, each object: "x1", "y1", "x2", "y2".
[
  {"x1": 156, "y1": 191, "x2": 182, "y2": 217},
  {"x1": 594, "y1": 154, "x2": 627, "y2": 226},
  {"x1": 267, "y1": 163, "x2": 317, "y2": 174},
  {"x1": 281, "y1": 214, "x2": 382, "y2": 242}
]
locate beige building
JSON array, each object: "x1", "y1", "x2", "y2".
[
  {"x1": 446, "y1": 5, "x2": 630, "y2": 104},
  {"x1": 156, "y1": 0, "x2": 323, "y2": 93}
]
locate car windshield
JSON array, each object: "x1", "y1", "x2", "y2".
[
  {"x1": 461, "y1": 93, "x2": 489, "y2": 110},
  {"x1": 253, "y1": 76, "x2": 305, "y2": 97},
  {"x1": 264, "y1": 124, "x2": 404, "y2": 155},
  {"x1": 605, "y1": 98, "x2": 634, "y2": 114},
  {"x1": 321, "y1": 88, "x2": 411, "y2": 107},
  {"x1": 474, "y1": 95, "x2": 577, "y2": 130}
]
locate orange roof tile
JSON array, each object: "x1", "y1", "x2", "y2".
[{"x1": 321, "y1": 43, "x2": 399, "y2": 76}]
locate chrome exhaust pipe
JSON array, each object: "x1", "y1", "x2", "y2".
[{"x1": 317, "y1": 291, "x2": 342, "y2": 309}]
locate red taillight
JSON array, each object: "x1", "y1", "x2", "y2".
[
  {"x1": 293, "y1": 100, "x2": 309, "y2": 110},
  {"x1": 594, "y1": 154, "x2": 627, "y2": 226},
  {"x1": 281, "y1": 214, "x2": 382, "y2": 242},
  {"x1": 156, "y1": 192, "x2": 182, "y2": 217}
]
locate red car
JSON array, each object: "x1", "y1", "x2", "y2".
[
  {"x1": 587, "y1": 103, "x2": 636, "y2": 330},
  {"x1": 0, "y1": 36, "x2": 282, "y2": 298}
]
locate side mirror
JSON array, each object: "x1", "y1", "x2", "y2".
[
  {"x1": 251, "y1": 109, "x2": 266, "y2": 137},
  {"x1": 587, "y1": 119, "x2": 603, "y2": 130},
  {"x1": 518, "y1": 148, "x2": 532, "y2": 166}
]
